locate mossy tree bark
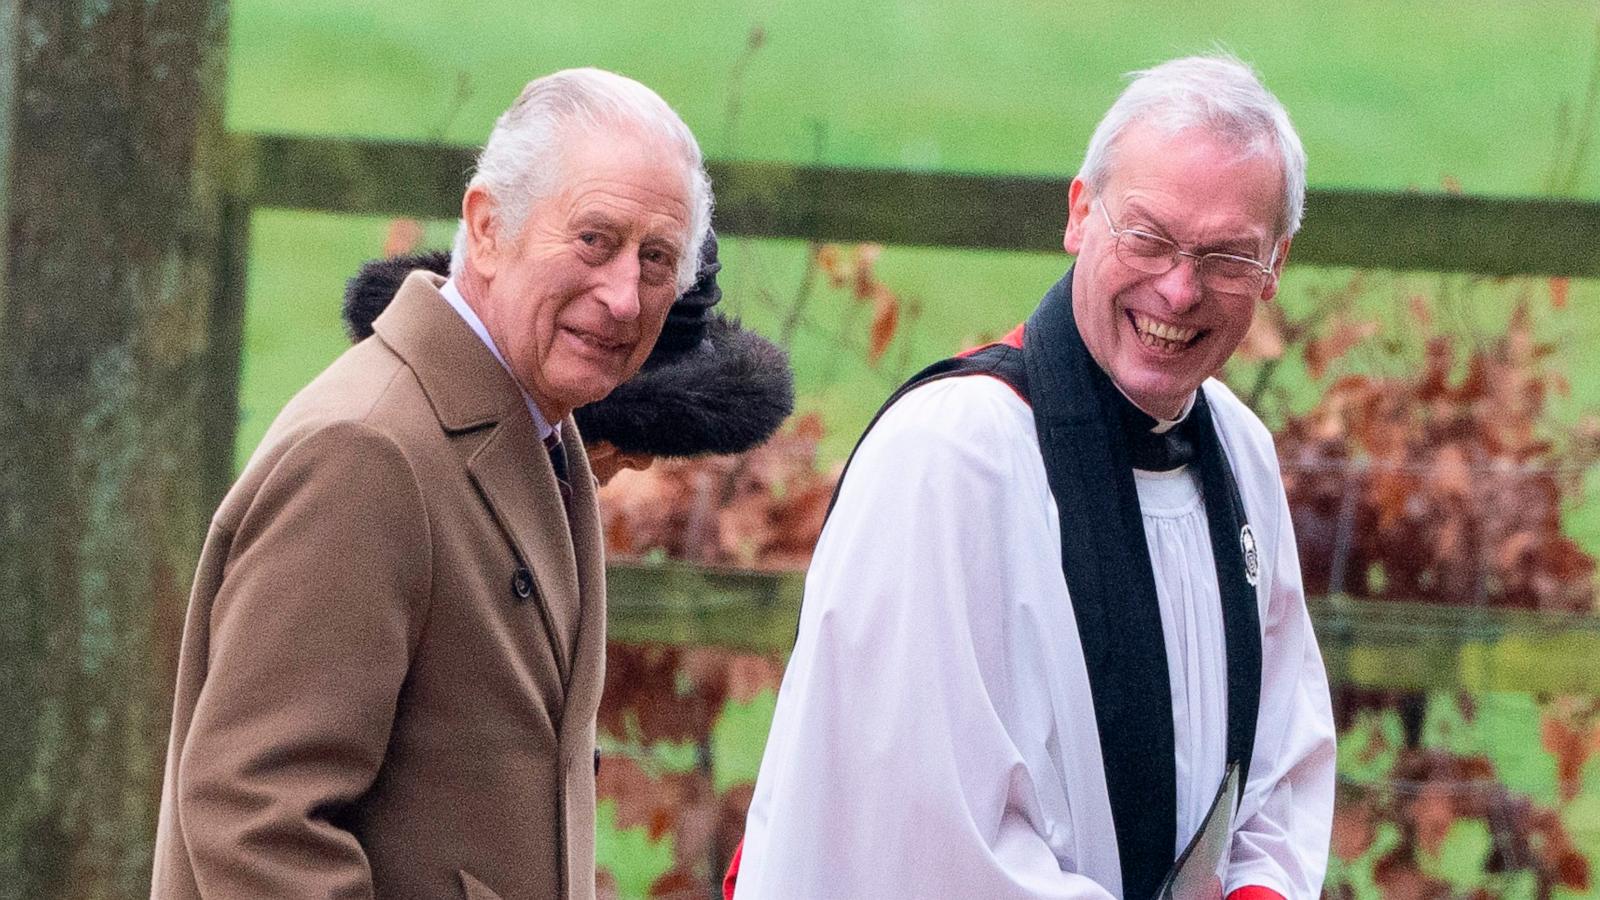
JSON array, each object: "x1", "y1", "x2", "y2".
[{"x1": 0, "y1": 0, "x2": 235, "y2": 895}]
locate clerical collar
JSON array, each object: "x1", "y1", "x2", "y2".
[
  {"x1": 439, "y1": 279, "x2": 556, "y2": 441},
  {"x1": 1110, "y1": 386, "x2": 1199, "y2": 472},
  {"x1": 1112, "y1": 383, "x2": 1196, "y2": 434}
]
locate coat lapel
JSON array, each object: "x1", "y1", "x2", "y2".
[
  {"x1": 556, "y1": 416, "x2": 607, "y2": 728},
  {"x1": 554, "y1": 414, "x2": 606, "y2": 898},
  {"x1": 466, "y1": 414, "x2": 582, "y2": 685},
  {"x1": 373, "y1": 271, "x2": 586, "y2": 685}
]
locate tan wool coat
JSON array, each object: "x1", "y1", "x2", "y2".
[{"x1": 151, "y1": 272, "x2": 607, "y2": 899}]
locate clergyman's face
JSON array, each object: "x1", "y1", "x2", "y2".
[
  {"x1": 465, "y1": 127, "x2": 692, "y2": 422},
  {"x1": 1063, "y1": 122, "x2": 1290, "y2": 419}
]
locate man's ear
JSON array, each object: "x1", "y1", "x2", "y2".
[
  {"x1": 1261, "y1": 236, "x2": 1293, "y2": 302},
  {"x1": 1063, "y1": 178, "x2": 1092, "y2": 255},
  {"x1": 462, "y1": 184, "x2": 501, "y2": 280}
]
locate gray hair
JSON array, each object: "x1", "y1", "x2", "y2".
[
  {"x1": 1078, "y1": 54, "x2": 1306, "y2": 238},
  {"x1": 450, "y1": 67, "x2": 713, "y2": 293}
]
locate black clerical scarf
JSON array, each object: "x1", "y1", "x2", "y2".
[{"x1": 828, "y1": 269, "x2": 1262, "y2": 899}]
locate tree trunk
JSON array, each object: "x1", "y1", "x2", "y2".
[{"x1": 0, "y1": 1, "x2": 234, "y2": 896}]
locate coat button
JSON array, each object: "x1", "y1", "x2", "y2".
[{"x1": 511, "y1": 567, "x2": 534, "y2": 599}]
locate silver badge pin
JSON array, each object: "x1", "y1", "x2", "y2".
[{"x1": 1240, "y1": 524, "x2": 1260, "y2": 587}]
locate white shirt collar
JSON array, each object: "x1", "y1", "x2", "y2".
[
  {"x1": 1113, "y1": 383, "x2": 1196, "y2": 435},
  {"x1": 439, "y1": 279, "x2": 556, "y2": 441},
  {"x1": 1150, "y1": 392, "x2": 1196, "y2": 434}
]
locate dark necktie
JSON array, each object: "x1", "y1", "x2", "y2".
[{"x1": 544, "y1": 433, "x2": 573, "y2": 505}]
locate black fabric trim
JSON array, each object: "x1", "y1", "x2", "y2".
[
  {"x1": 1188, "y1": 393, "x2": 1263, "y2": 801},
  {"x1": 1021, "y1": 274, "x2": 1176, "y2": 897},
  {"x1": 820, "y1": 269, "x2": 1261, "y2": 898}
]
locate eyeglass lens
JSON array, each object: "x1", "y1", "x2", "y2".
[{"x1": 1114, "y1": 230, "x2": 1266, "y2": 295}]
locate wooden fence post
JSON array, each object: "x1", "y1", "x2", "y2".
[{"x1": 0, "y1": 1, "x2": 233, "y2": 894}]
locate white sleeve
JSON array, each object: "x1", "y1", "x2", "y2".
[
  {"x1": 1225, "y1": 480, "x2": 1337, "y2": 899},
  {"x1": 736, "y1": 381, "x2": 1116, "y2": 900}
]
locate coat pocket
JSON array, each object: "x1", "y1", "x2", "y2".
[{"x1": 459, "y1": 869, "x2": 505, "y2": 900}]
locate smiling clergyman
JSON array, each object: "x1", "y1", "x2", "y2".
[{"x1": 727, "y1": 56, "x2": 1336, "y2": 900}]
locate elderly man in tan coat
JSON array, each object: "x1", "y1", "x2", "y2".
[{"x1": 151, "y1": 68, "x2": 712, "y2": 900}]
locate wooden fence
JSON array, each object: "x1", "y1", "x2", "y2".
[{"x1": 236, "y1": 133, "x2": 1600, "y2": 275}]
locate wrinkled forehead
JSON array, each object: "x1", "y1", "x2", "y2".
[
  {"x1": 1103, "y1": 123, "x2": 1287, "y2": 236},
  {"x1": 555, "y1": 127, "x2": 693, "y2": 227},
  {"x1": 1105, "y1": 119, "x2": 1281, "y2": 180},
  {"x1": 554, "y1": 118, "x2": 693, "y2": 187}
]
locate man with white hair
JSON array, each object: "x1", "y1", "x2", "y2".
[
  {"x1": 152, "y1": 68, "x2": 711, "y2": 899},
  {"x1": 732, "y1": 56, "x2": 1334, "y2": 899}
]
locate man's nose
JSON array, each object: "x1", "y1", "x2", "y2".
[
  {"x1": 595, "y1": 253, "x2": 642, "y2": 322},
  {"x1": 1153, "y1": 253, "x2": 1205, "y2": 314}
]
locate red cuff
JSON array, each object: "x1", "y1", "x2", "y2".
[
  {"x1": 1228, "y1": 888, "x2": 1285, "y2": 900},
  {"x1": 721, "y1": 839, "x2": 743, "y2": 900}
]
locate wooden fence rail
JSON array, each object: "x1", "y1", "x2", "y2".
[
  {"x1": 236, "y1": 132, "x2": 1600, "y2": 277},
  {"x1": 606, "y1": 561, "x2": 1600, "y2": 695}
]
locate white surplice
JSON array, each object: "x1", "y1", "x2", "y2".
[{"x1": 735, "y1": 376, "x2": 1335, "y2": 899}]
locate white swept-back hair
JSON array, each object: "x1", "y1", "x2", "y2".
[
  {"x1": 1078, "y1": 54, "x2": 1306, "y2": 238},
  {"x1": 450, "y1": 67, "x2": 713, "y2": 293}
]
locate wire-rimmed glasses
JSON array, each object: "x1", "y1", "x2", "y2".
[{"x1": 1096, "y1": 200, "x2": 1276, "y2": 297}]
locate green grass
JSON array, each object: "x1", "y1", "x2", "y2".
[{"x1": 231, "y1": 0, "x2": 1600, "y2": 195}]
